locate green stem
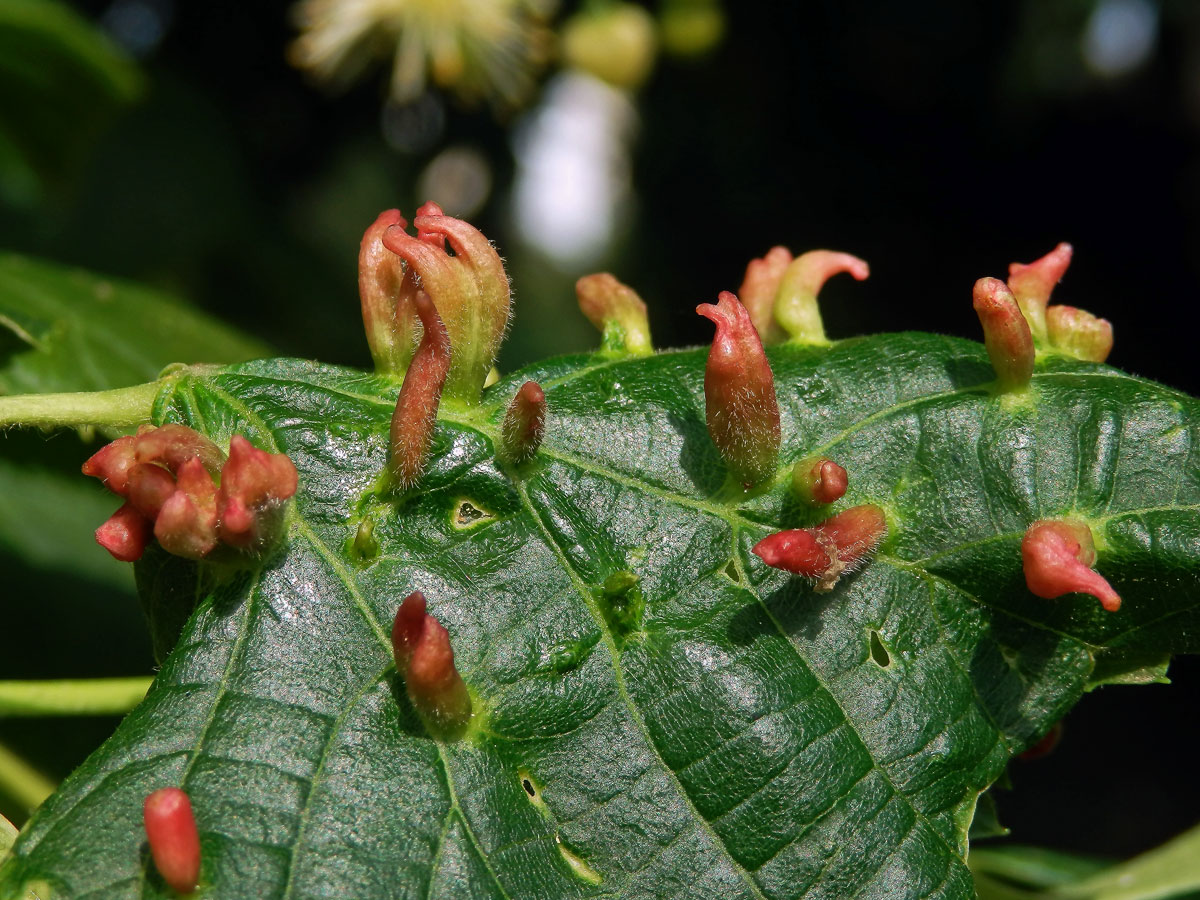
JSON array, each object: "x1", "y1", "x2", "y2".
[
  {"x1": 0, "y1": 677, "x2": 153, "y2": 717},
  {"x1": 0, "y1": 743, "x2": 54, "y2": 813},
  {"x1": 0, "y1": 382, "x2": 158, "y2": 429}
]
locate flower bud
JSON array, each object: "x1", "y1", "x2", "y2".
[
  {"x1": 499, "y1": 381, "x2": 546, "y2": 464},
  {"x1": 1007, "y1": 243, "x2": 1072, "y2": 343},
  {"x1": 752, "y1": 504, "x2": 887, "y2": 592},
  {"x1": 143, "y1": 787, "x2": 201, "y2": 894},
  {"x1": 154, "y1": 458, "x2": 219, "y2": 560},
  {"x1": 696, "y1": 291, "x2": 781, "y2": 487},
  {"x1": 359, "y1": 209, "x2": 419, "y2": 374},
  {"x1": 973, "y1": 277, "x2": 1034, "y2": 392},
  {"x1": 382, "y1": 207, "x2": 510, "y2": 401},
  {"x1": 216, "y1": 436, "x2": 299, "y2": 551},
  {"x1": 575, "y1": 273, "x2": 653, "y2": 356},
  {"x1": 772, "y1": 250, "x2": 870, "y2": 344},
  {"x1": 1021, "y1": 519, "x2": 1120, "y2": 612},
  {"x1": 792, "y1": 456, "x2": 848, "y2": 505},
  {"x1": 737, "y1": 245, "x2": 793, "y2": 344},
  {"x1": 1045, "y1": 305, "x2": 1113, "y2": 363},
  {"x1": 95, "y1": 502, "x2": 152, "y2": 562},
  {"x1": 82, "y1": 434, "x2": 137, "y2": 495},
  {"x1": 392, "y1": 591, "x2": 472, "y2": 730},
  {"x1": 389, "y1": 290, "x2": 451, "y2": 489}
]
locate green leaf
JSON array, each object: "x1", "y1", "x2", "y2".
[
  {"x1": 3, "y1": 335, "x2": 1199, "y2": 898},
  {"x1": 0, "y1": 0, "x2": 142, "y2": 207},
  {"x1": 0, "y1": 254, "x2": 269, "y2": 397}
]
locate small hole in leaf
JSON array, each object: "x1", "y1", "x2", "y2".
[
  {"x1": 869, "y1": 630, "x2": 891, "y2": 668},
  {"x1": 522, "y1": 779, "x2": 535, "y2": 797},
  {"x1": 452, "y1": 499, "x2": 495, "y2": 529},
  {"x1": 518, "y1": 768, "x2": 544, "y2": 806},
  {"x1": 723, "y1": 560, "x2": 742, "y2": 583}
]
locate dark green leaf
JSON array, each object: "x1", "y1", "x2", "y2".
[
  {"x1": 3, "y1": 335, "x2": 1199, "y2": 898},
  {"x1": 0, "y1": 254, "x2": 269, "y2": 396}
]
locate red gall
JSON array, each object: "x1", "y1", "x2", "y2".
[
  {"x1": 1022, "y1": 519, "x2": 1121, "y2": 612},
  {"x1": 94, "y1": 502, "x2": 152, "y2": 563},
  {"x1": 392, "y1": 591, "x2": 472, "y2": 729},
  {"x1": 793, "y1": 456, "x2": 849, "y2": 505},
  {"x1": 753, "y1": 504, "x2": 888, "y2": 592},
  {"x1": 216, "y1": 435, "x2": 299, "y2": 550},
  {"x1": 696, "y1": 290, "x2": 781, "y2": 488},
  {"x1": 1007, "y1": 242, "x2": 1072, "y2": 343},
  {"x1": 499, "y1": 381, "x2": 547, "y2": 465},
  {"x1": 143, "y1": 787, "x2": 201, "y2": 894},
  {"x1": 388, "y1": 290, "x2": 452, "y2": 489},
  {"x1": 973, "y1": 277, "x2": 1034, "y2": 392}
]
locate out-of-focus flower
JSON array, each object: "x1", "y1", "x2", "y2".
[{"x1": 289, "y1": 0, "x2": 557, "y2": 108}]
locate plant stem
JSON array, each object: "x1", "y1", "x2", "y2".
[
  {"x1": 0, "y1": 677, "x2": 153, "y2": 718},
  {"x1": 0, "y1": 382, "x2": 158, "y2": 429},
  {"x1": 0, "y1": 743, "x2": 54, "y2": 813}
]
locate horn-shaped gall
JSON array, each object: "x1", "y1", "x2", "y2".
[
  {"x1": 82, "y1": 434, "x2": 138, "y2": 494},
  {"x1": 389, "y1": 290, "x2": 451, "y2": 489},
  {"x1": 1021, "y1": 519, "x2": 1121, "y2": 612},
  {"x1": 154, "y1": 457, "x2": 219, "y2": 560},
  {"x1": 773, "y1": 250, "x2": 870, "y2": 344},
  {"x1": 144, "y1": 787, "x2": 201, "y2": 894},
  {"x1": 575, "y1": 273, "x2": 653, "y2": 356},
  {"x1": 381, "y1": 205, "x2": 510, "y2": 401},
  {"x1": 94, "y1": 502, "x2": 153, "y2": 562},
  {"x1": 696, "y1": 291, "x2": 781, "y2": 487},
  {"x1": 499, "y1": 381, "x2": 546, "y2": 465},
  {"x1": 753, "y1": 504, "x2": 887, "y2": 592},
  {"x1": 973, "y1": 277, "x2": 1034, "y2": 392},
  {"x1": 792, "y1": 456, "x2": 848, "y2": 505},
  {"x1": 738, "y1": 246, "x2": 793, "y2": 344},
  {"x1": 216, "y1": 436, "x2": 299, "y2": 550},
  {"x1": 392, "y1": 591, "x2": 472, "y2": 730},
  {"x1": 1046, "y1": 305, "x2": 1113, "y2": 363},
  {"x1": 1007, "y1": 242, "x2": 1073, "y2": 343},
  {"x1": 359, "y1": 208, "x2": 419, "y2": 374}
]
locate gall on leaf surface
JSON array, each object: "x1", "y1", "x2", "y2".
[{"x1": 2, "y1": 335, "x2": 1200, "y2": 899}]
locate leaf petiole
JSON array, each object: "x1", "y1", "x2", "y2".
[
  {"x1": 0, "y1": 677, "x2": 152, "y2": 718},
  {"x1": 0, "y1": 382, "x2": 158, "y2": 430}
]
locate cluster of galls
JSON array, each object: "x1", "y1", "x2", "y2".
[{"x1": 84, "y1": 426, "x2": 298, "y2": 562}]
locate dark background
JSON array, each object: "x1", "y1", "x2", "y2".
[{"x1": 2, "y1": 0, "x2": 1197, "y2": 862}]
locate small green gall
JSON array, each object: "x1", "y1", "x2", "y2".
[
  {"x1": 388, "y1": 290, "x2": 451, "y2": 490},
  {"x1": 575, "y1": 273, "x2": 653, "y2": 356},
  {"x1": 696, "y1": 291, "x2": 781, "y2": 487},
  {"x1": 1046, "y1": 305, "x2": 1113, "y2": 363},
  {"x1": 792, "y1": 456, "x2": 848, "y2": 505},
  {"x1": 1022, "y1": 519, "x2": 1121, "y2": 612},
  {"x1": 772, "y1": 250, "x2": 870, "y2": 344},
  {"x1": 973, "y1": 277, "x2": 1034, "y2": 392},
  {"x1": 499, "y1": 381, "x2": 546, "y2": 465}
]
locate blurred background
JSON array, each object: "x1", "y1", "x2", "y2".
[{"x1": 1, "y1": 0, "x2": 1198, "y2": 867}]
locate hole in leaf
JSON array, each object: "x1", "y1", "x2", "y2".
[
  {"x1": 723, "y1": 560, "x2": 742, "y2": 583},
  {"x1": 869, "y1": 630, "x2": 891, "y2": 668},
  {"x1": 518, "y1": 768, "x2": 544, "y2": 807},
  {"x1": 522, "y1": 778, "x2": 535, "y2": 797},
  {"x1": 452, "y1": 498, "x2": 495, "y2": 529}
]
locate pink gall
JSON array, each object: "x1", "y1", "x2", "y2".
[
  {"x1": 773, "y1": 250, "x2": 870, "y2": 344},
  {"x1": 389, "y1": 290, "x2": 452, "y2": 489},
  {"x1": 1022, "y1": 519, "x2": 1121, "y2": 612},
  {"x1": 792, "y1": 456, "x2": 848, "y2": 505},
  {"x1": 499, "y1": 381, "x2": 547, "y2": 465},
  {"x1": 154, "y1": 457, "x2": 219, "y2": 560},
  {"x1": 143, "y1": 787, "x2": 201, "y2": 894},
  {"x1": 94, "y1": 502, "x2": 152, "y2": 562},
  {"x1": 391, "y1": 591, "x2": 472, "y2": 730},
  {"x1": 696, "y1": 291, "x2": 781, "y2": 487},
  {"x1": 1046, "y1": 305, "x2": 1113, "y2": 363},
  {"x1": 82, "y1": 434, "x2": 138, "y2": 495},
  {"x1": 973, "y1": 277, "x2": 1034, "y2": 392},
  {"x1": 216, "y1": 436, "x2": 299, "y2": 551},
  {"x1": 134, "y1": 424, "x2": 225, "y2": 477},
  {"x1": 1007, "y1": 242, "x2": 1072, "y2": 342},
  {"x1": 738, "y1": 246, "x2": 793, "y2": 344},
  {"x1": 382, "y1": 206, "x2": 510, "y2": 400},
  {"x1": 359, "y1": 208, "x2": 419, "y2": 374},
  {"x1": 575, "y1": 273, "x2": 653, "y2": 356},
  {"x1": 753, "y1": 504, "x2": 887, "y2": 592}
]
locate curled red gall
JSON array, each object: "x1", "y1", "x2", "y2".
[
  {"x1": 1021, "y1": 519, "x2": 1121, "y2": 612},
  {"x1": 738, "y1": 245, "x2": 794, "y2": 344},
  {"x1": 1007, "y1": 242, "x2": 1072, "y2": 342},
  {"x1": 143, "y1": 787, "x2": 201, "y2": 894},
  {"x1": 973, "y1": 277, "x2": 1034, "y2": 392},
  {"x1": 696, "y1": 290, "x2": 781, "y2": 488},
  {"x1": 388, "y1": 290, "x2": 452, "y2": 490},
  {"x1": 392, "y1": 591, "x2": 472, "y2": 730},
  {"x1": 499, "y1": 381, "x2": 547, "y2": 465},
  {"x1": 792, "y1": 456, "x2": 848, "y2": 505},
  {"x1": 773, "y1": 250, "x2": 870, "y2": 344},
  {"x1": 753, "y1": 504, "x2": 888, "y2": 592}
]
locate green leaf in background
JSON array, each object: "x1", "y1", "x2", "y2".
[
  {"x1": 2, "y1": 334, "x2": 1199, "y2": 897},
  {"x1": 0, "y1": 254, "x2": 269, "y2": 397},
  {"x1": 0, "y1": 0, "x2": 142, "y2": 208}
]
